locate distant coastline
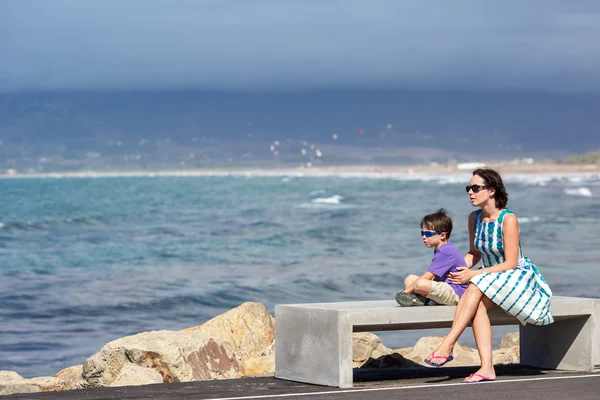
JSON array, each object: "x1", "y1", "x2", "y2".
[{"x1": 1, "y1": 161, "x2": 599, "y2": 179}]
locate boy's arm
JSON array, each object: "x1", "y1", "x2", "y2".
[{"x1": 420, "y1": 271, "x2": 436, "y2": 280}]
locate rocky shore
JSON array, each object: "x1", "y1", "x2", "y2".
[{"x1": 0, "y1": 302, "x2": 520, "y2": 396}]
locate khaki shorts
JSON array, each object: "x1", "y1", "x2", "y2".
[{"x1": 428, "y1": 281, "x2": 460, "y2": 305}]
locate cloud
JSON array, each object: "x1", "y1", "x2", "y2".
[{"x1": 2, "y1": 0, "x2": 600, "y2": 92}]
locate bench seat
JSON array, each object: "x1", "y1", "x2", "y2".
[{"x1": 275, "y1": 296, "x2": 600, "y2": 387}]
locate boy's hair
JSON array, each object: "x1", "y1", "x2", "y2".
[{"x1": 421, "y1": 208, "x2": 453, "y2": 239}]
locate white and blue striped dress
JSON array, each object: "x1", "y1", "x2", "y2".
[{"x1": 470, "y1": 209, "x2": 554, "y2": 326}]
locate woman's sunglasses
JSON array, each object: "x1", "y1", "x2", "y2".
[
  {"x1": 421, "y1": 230, "x2": 442, "y2": 238},
  {"x1": 465, "y1": 184, "x2": 489, "y2": 193}
]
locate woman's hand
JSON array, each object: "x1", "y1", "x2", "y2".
[{"x1": 448, "y1": 267, "x2": 475, "y2": 284}]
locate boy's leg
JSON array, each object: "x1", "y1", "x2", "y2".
[
  {"x1": 397, "y1": 275, "x2": 430, "y2": 307},
  {"x1": 413, "y1": 278, "x2": 433, "y2": 297},
  {"x1": 427, "y1": 282, "x2": 460, "y2": 306},
  {"x1": 403, "y1": 274, "x2": 419, "y2": 293}
]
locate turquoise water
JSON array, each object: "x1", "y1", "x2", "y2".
[{"x1": 1, "y1": 173, "x2": 599, "y2": 377}]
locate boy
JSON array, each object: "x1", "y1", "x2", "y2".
[{"x1": 395, "y1": 208, "x2": 468, "y2": 307}]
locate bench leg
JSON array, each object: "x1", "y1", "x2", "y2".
[
  {"x1": 520, "y1": 315, "x2": 597, "y2": 371},
  {"x1": 275, "y1": 307, "x2": 353, "y2": 388}
]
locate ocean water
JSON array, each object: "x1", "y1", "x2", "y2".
[{"x1": 1, "y1": 172, "x2": 600, "y2": 378}]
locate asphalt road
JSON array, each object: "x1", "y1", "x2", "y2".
[{"x1": 6, "y1": 367, "x2": 600, "y2": 400}]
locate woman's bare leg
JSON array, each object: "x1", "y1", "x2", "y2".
[
  {"x1": 463, "y1": 295, "x2": 496, "y2": 382},
  {"x1": 426, "y1": 283, "x2": 483, "y2": 364}
]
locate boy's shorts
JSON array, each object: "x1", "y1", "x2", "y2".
[{"x1": 428, "y1": 281, "x2": 460, "y2": 305}]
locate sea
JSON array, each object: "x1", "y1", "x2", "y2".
[{"x1": 1, "y1": 171, "x2": 599, "y2": 378}]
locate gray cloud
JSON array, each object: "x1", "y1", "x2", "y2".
[{"x1": 2, "y1": 0, "x2": 600, "y2": 92}]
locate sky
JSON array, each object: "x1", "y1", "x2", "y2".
[{"x1": 1, "y1": 0, "x2": 600, "y2": 93}]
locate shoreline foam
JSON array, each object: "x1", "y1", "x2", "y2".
[{"x1": 1, "y1": 162, "x2": 599, "y2": 179}]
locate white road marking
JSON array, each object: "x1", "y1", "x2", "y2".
[{"x1": 210, "y1": 374, "x2": 600, "y2": 400}]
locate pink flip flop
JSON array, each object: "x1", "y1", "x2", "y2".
[
  {"x1": 462, "y1": 373, "x2": 496, "y2": 383},
  {"x1": 423, "y1": 352, "x2": 454, "y2": 367}
]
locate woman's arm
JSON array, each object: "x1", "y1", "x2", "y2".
[{"x1": 463, "y1": 211, "x2": 481, "y2": 268}]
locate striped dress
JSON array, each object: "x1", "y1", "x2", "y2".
[{"x1": 470, "y1": 209, "x2": 554, "y2": 326}]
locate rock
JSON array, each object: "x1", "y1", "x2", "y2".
[
  {"x1": 0, "y1": 371, "x2": 40, "y2": 395},
  {"x1": 109, "y1": 364, "x2": 164, "y2": 387},
  {"x1": 23, "y1": 376, "x2": 66, "y2": 392},
  {"x1": 239, "y1": 344, "x2": 275, "y2": 377},
  {"x1": 0, "y1": 383, "x2": 41, "y2": 396},
  {"x1": 55, "y1": 365, "x2": 86, "y2": 390},
  {"x1": 182, "y1": 302, "x2": 275, "y2": 376},
  {"x1": 352, "y1": 332, "x2": 392, "y2": 367},
  {"x1": 401, "y1": 336, "x2": 481, "y2": 367},
  {"x1": 0, "y1": 371, "x2": 41, "y2": 396},
  {"x1": 499, "y1": 332, "x2": 519, "y2": 349},
  {"x1": 0, "y1": 371, "x2": 23, "y2": 382},
  {"x1": 393, "y1": 347, "x2": 412, "y2": 357},
  {"x1": 361, "y1": 353, "x2": 420, "y2": 369},
  {"x1": 492, "y1": 346, "x2": 520, "y2": 364},
  {"x1": 82, "y1": 330, "x2": 239, "y2": 387}
]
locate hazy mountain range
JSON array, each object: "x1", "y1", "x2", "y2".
[{"x1": 1, "y1": 89, "x2": 599, "y2": 171}]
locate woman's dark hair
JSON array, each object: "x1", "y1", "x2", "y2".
[
  {"x1": 421, "y1": 208, "x2": 453, "y2": 239},
  {"x1": 472, "y1": 168, "x2": 508, "y2": 208}
]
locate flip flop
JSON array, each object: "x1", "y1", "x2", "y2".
[
  {"x1": 462, "y1": 373, "x2": 496, "y2": 383},
  {"x1": 423, "y1": 352, "x2": 454, "y2": 367}
]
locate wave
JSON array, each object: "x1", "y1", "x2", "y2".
[
  {"x1": 0, "y1": 217, "x2": 104, "y2": 232},
  {"x1": 518, "y1": 216, "x2": 542, "y2": 224},
  {"x1": 312, "y1": 195, "x2": 343, "y2": 204},
  {"x1": 563, "y1": 187, "x2": 593, "y2": 197},
  {"x1": 5, "y1": 169, "x2": 600, "y2": 186}
]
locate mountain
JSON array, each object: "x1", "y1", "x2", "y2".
[{"x1": 0, "y1": 89, "x2": 598, "y2": 171}]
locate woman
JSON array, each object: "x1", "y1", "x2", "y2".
[{"x1": 425, "y1": 168, "x2": 553, "y2": 383}]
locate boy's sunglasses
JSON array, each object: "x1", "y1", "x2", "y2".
[
  {"x1": 465, "y1": 184, "x2": 489, "y2": 193},
  {"x1": 421, "y1": 230, "x2": 442, "y2": 238}
]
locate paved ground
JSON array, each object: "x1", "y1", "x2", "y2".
[{"x1": 6, "y1": 366, "x2": 600, "y2": 399}]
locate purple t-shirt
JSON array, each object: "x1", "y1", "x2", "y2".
[{"x1": 426, "y1": 241, "x2": 468, "y2": 297}]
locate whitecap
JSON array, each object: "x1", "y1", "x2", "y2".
[
  {"x1": 312, "y1": 195, "x2": 343, "y2": 204},
  {"x1": 563, "y1": 187, "x2": 593, "y2": 197},
  {"x1": 0, "y1": 222, "x2": 4, "y2": 229},
  {"x1": 297, "y1": 203, "x2": 357, "y2": 210},
  {"x1": 281, "y1": 177, "x2": 291, "y2": 183},
  {"x1": 518, "y1": 217, "x2": 541, "y2": 224},
  {"x1": 309, "y1": 189, "x2": 325, "y2": 196}
]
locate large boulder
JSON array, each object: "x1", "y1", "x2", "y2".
[
  {"x1": 55, "y1": 365, "x2": 86, "y2": 390},
  {"x1": 494, "y1": 332, "x2": 520, "y2": 364},
  {"x1": 352, "y1": 332, "x2": 392, "y2": 367},
  {"x1": 396, "y1": 335, "x2": 520, "y2": 367},
  {"x1": 399, "y1": 336, "x2": 481, "y2": 367},
  {"x1": 0, "y1": 371, "x2": 40, "y2": 396},
  {"x1": 499, "y1": 332, "x2": 519, "y2": 349},
  {"x1": 82, "y1": 330, "x2": 239, "y2": 387},
  {"x1": 182, "y1": 302, "x2": 275, "y2": 376},
  {"x1": 492, "y1": 346, "x2": 520, "y2": 365},
  {"x1": 109, "y1": 364, "x2": 164, "y2": 387},
  {"x1": 23, "y1": 376, "x2": 66, "y2": 392}
]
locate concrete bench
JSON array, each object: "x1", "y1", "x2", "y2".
[{"x1": 275, "y1": 296, "x2": 600, "y2": 388}]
